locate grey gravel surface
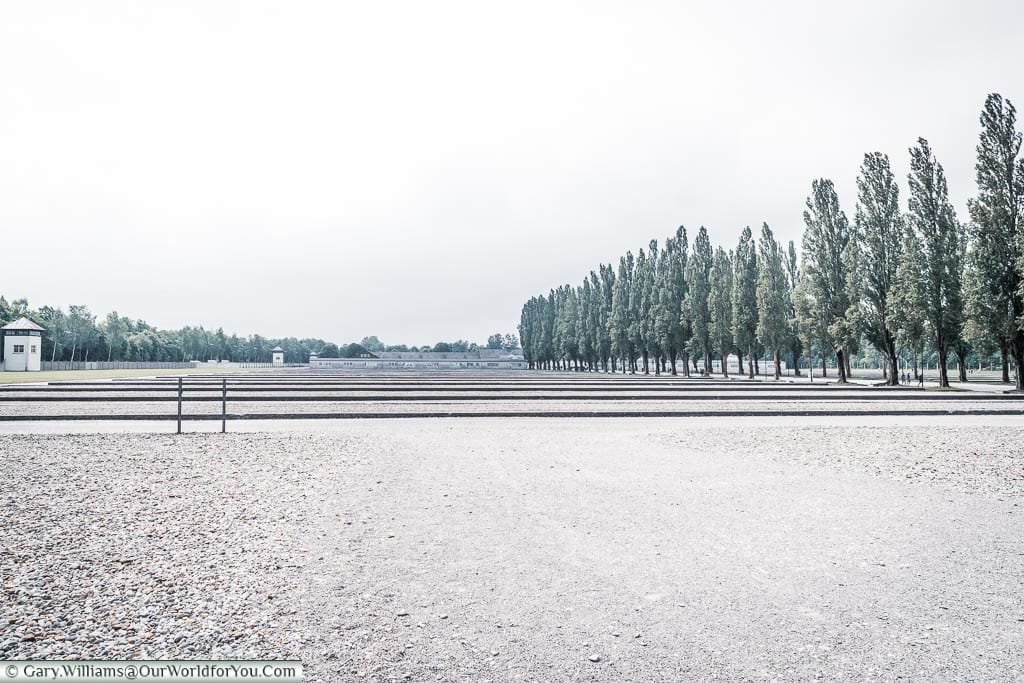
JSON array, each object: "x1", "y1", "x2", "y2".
[
  {"x1": 2, "y1": 418, "x2": 1023, "y2": 681},
  {"x1": 2, "y1": 398, "x2": 1021, "y2": 418}
]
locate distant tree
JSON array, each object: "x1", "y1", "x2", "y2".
[
  {"x1": 889, "y1": 226, "x2": 929, "y2": 379},
  {"x1": 556, "y1": 285, "x2": 580, "y2": 369},
  {"x1": 486, "y1": 333, "x2": 504, "y2": 349},
  {"x1": 732, "y1": 226, "x2": 758, "y2": 377},
  {"x1": 855, "y1": 152, "x2": 904, "y2": 385},
  {"x1": 341, "y1": 342, "x2": 370, "y2": 358},
  {"x1": 708, "y1": 246, "x2": 734, "y2": 376},
  {"x1": 968, "y1": 93, "x2": 1024, "y2": 388},
  {"x1": 685, "y1": 227, "x2": 713, "y2": 375},
  {"x1": 319, "y1": 342, "x2": 340, "y2": 358},
  {"x1": 907, "y1": 138, "x2": 964, "y2": 388},
  {"x1": 101, "y1": 311, "x2": 129, "y2": 361},
  {"x1": 433, "y1": 342, "x2": 453, "y2": 353},
  {"x1": 653, "y1": 227, "x2": 688, "y2": 375},
  {"x1": 963, "y1": 242, "x2": 1012, "y2": 373},
  {"x1": 596, "y1": 264, "x2": 616, "y2": 372},
  {"x1": 756, "y1": 224, "x2": 790, "y2": 379},
  {"x1": 784, "y1": 241, "x2": 803, "y2": 375},
  {"x1": 360, "y1": 336, "x2": 385, "y2": 352},
  {"x1": 502, "y1": 333, "x2": 519, "y2": 351},
  {"x1": 608, "y1": 254, "x2": 634, "y2": 372},
  {"x1": 800, "y1": 179, "x2": 855, "y2": 382}
]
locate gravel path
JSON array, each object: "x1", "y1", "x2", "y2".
[
  {"x1": 1, "y1": 398, "x2": 1021, "y2": 418},
  {"x1": 2, "y1": 418, "x2": 1022, "y2": 681}
]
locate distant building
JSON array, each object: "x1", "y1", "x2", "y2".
[
  {"x1": 272, "y1": 345, "x2": 285, "y2": 366},
  {"x1": 309, "y1": 348, "x2": 527, "y2": 370},
  {"x1": 1, "y1": 317, "x2": 45, "y2": 372}
]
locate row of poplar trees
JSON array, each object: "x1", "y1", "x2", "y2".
[{"x1": 518, "y1": 93, "x2": 1024, "y2": 389}]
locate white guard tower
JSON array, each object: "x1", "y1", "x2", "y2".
[
  {"x1": 271, "y1": 345, "x2": 285, "y2": 367},
  {"x1": 1, "y1": 317, "x2": 45, "y2": 372}
]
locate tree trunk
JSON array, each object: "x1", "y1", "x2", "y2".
[
  {"x1": 885, "y1": 335, "x2": 899, "y2": 386},
  {"x1": 844, "y1": 354, "x2": 852, "y2": 379},
  {"x1": 752, "y1": 354, "x2": 759, "y2": 378},
  {"x1": 821, "y1": 355, "x2": 827, "y2": 377},
  {"x1": 1001, "y1": 343, "x2": 1010, "y2": 383},
  {"x1": 1012, "y1": 339, "x2": 1024, "y2": 391},
  {"x1": 669, "y1": 349, "x2": 678, "y2": 375},
  {"x1": 835, "y1": 349, "x2": 848, "y2": 383},
  {"x1": 721, "y1": 354, "x2": 729, "y2": 378},
  {"x1": 773, "y1": 349, "x2": 781, "y2": 380},
  {"x1": 737, "y1": 351, "x2": 745, "y2": 376},
  {"x1": 937, "y1": 338, "x2": 950, "y2": 388}
]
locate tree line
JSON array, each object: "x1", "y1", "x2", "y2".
[
  {"x1": 519, "y1": 93, "x2": 1024, "y2": 389},
  {"x1": 0, "y1": 298, "x2": 520, "y2": 365}
]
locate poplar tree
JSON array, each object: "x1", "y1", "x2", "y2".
[
  {"x1": 784, "y1": 241, "x2": 803, "y2": 375},
  {"x1": 800, "y1": 179, "x2": 855, "y2": 382},
  {"x1": 609, "y1": 254, "x2": 634, "y2": 372},
  {"x1": 888, "y1": 226, "x2": 928, "y2": 379},
  {"x1": 673, "y1": 227, "x2": 692, "y2": 376},
  {"x1": 653, "y1": 227, "x2": 688, "y2": 374},
  {"x1": 708, "y1": 247, "x2": 735, "y2": 376},
  {"x1": 968, "y1": 93, "x2": 1024, "y2": 388},
  {"x1": 597, "y1": 264, "x2": 616, "y2": 371},
  {"x1": 855, "y1": 152, "x2": 903, "y2": 385},
  {"x1": 756, "y1": 223, "x2": 790, "y2": 379},
  {"x1": 685, "y1": 227, "x2": 714, "y2": 375},
  {"x1": 907, "y1": 138, "x2": 964, "y2": 388},
  {"x1": 732, "y1": 226, "x2": 758, "y2": 377}
]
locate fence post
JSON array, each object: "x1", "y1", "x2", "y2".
[
  {"x1": 221, "y1": 378, "x2": 227, "y2": 433},
  {"x1": 177, "y1": 377, "x2": 183, "y2": 434}
]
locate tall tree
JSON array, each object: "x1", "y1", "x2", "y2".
[
  {"x1": 968, "y1": 93, "x2": 1024, "y2": 388},
  {"x1": 653, "y1": 227, "x2": 688, "y2": 374},
  {"x1": 597, "y1": 264, "x2": 616, "y2": 371},
  {"x1": 609, "y1": 254, "x2": 634, "y2": 373},
  {"x1": 756, "y1": 224, "x2": 790, "y2": 379},
  {"x1": 888, "y1": 225, "x2": 928, "y2": 379},
  {"x1": 907, "y1": 138, "x2": 964, "y2": 388},
  {"x1": 732, "y1": 226, "x2": 758, "y2": 377},
  {"x1": 708, "y1": 247, "x2": 734, "y2": 376},
  {"x1": 684, "y1": 227, "x2": 713, "y2": 375},
  {"x1": 855, "y1": 152, "x2": 904, "y2": 385},
  {"x1": 784, "y1": 241, "x2": 803, "y2": 375},
  {"x1": 733, "y1": 229, "x2": 757, "y2": 378},
  {"x1": 800, "y1": 179, "x2": 855, "y2": 382}
]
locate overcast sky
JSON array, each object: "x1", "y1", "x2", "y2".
[{"x1": 1, "y1": 2, "x2": 1021, "y2": 345}]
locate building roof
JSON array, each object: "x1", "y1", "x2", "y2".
[
  {"x1": 377, "y1": 349, "x2": 525, "y2": 361},
  {"x1": 1, "y1": 317, "x2": 45, "y2": 332},
  {"x1": 272, "y1": 346, "x2": 284, "y2": 352}
]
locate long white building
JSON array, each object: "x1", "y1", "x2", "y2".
[{"x1": 309, "y1": 349, "x2": 527, "y2": 370}]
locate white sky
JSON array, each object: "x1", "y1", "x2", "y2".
[{"x1": 1, "y1": 1, "x2": 1021, "y2": 345}]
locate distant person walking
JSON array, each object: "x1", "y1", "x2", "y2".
[{"x1": 917, "y1": 372, "x2": 925, "y2": 388}]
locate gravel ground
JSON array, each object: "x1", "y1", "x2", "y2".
[
  {"x1": 2, "y1": 418, "x2": 1023, "y2": 681},
  {"x1": 1, "y1": 398, "x2": 1021, "y2": 418}
]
